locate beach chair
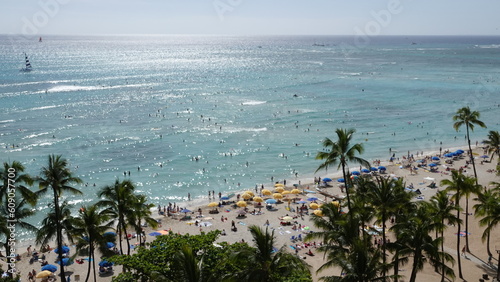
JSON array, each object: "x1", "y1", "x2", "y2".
[
  {"x1": 297, "y1": 234, "x2": 302, "y2": 241},
  {"x1": 290, "y1": 235, "x2": 296, "y2": 242}
]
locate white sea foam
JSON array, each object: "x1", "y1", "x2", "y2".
[
  {"x1": 476, "y1": 44, "x2": 500, "y2": 49},
  {"x1": 22, "y1": 132, "x2": 50, "y2": 139},
  {"x1": 241, "y1": 100, "x2": 266, "y2": 106},
  {"x1": 27, "y1": 105, "x2": 61, "y2": 111},
  {"x1": 224, "y1": 127, "x2": 268, "y2": 134}
]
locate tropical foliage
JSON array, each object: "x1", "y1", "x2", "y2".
[{"x1": 109, "y1": 228, "x2": 311, "y2": 282}]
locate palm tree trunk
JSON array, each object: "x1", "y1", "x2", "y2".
[
  {"x1": 381, "y1": 213, "x2": 387, "y2": 280},
  {"x1": 393, "y1": 251, "x2": 399, "y2": 282},
  {"x1": 92, "y1": 246, "x2": 97, "y2": 282},
  {"x1": 456, "y1": 208, "x2": 463, "y2": 279},
  {"x1": 465, "y1": 195, "x2": 470, "y2": 252},
  {"x1": 441, "y1": 228, "x2": 445, "y2": 282},
  {"x1": 409, "y1": 250, "x2": 421, "y2": 282},
  {"x1": 466, "y1": 125, "x2": 479, "y2": 187},
  {"x1": 54, "y1": 190, "x2": 67, "y2": 282},
  {"x1": 85, "y1": 242, "x2": 92, "y2": 282},
  {"x1": 341, "y1": 162, "x2": 352, "y2": 219},
  {"x1": 487, "y1": 229, "x2": 492, "y2": 257},
  {"x1": 117, "y1": 228, "x2": 124, "y2": 255},
  {"x1": 122, "y1": 221, "x2": 131, "y2": 256}
]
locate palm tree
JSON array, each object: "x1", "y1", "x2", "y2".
[
  {"x1": 37, "y1": 154, "x2": 83, "y2": 282},
  {"x1": 386, "y1": 185, "x2": 416, "y2": 282},
  {"x1": 368, "y1": 177, "x2": 405, "y2": 278},
  {"x1": 452, "y1": 106, "x2": 486, "y2": 186},
  {"x1": 71, "y1": 204, "x2": 114, "y2": 282},
  {"x1": 1, "y1": 161, "x2": 36, "y2": 205},
  {"x1": 392, "y1": 202, "x2": 454, "y2": 282},
  {"x1": 0, "y1": 161, "x2": 37, "y2": 275},
  {"x1": 483, "y1": 130, "x2": 500, "y2": 162},
  {"x1": 429, "y1": 190, "x2": 460, "y2": 281},
  {"x1": 473, "y1": 188, "x2": 500, "y2": 258},
  {"x1": 130, "y1": 195, "x2": 158, "y2": 246},
  {"x1": 350, "y1": 185, "x2": 375, "y2": 244},
  {"x1": 171, "y1": 245, "x2": 206, "y2": 282},
  {"x1": 306, "y1": 202, "x2": 389, "y2": 281},
  {"x1": 321, "y1": 237, "x2": 390, "y2": 282},
  {"x1": 229, "y1": 225, "x2": 310, "y2": 281},
  {"x1": 97, "y1": 179, "x2": 136, "y2": 255},
  {"x1": 440, "y1": 170, "x2": 474, "y2": 279},
  {"x1": 306, "y1": 202, "x2": 357, "y2": 253},
  {"x1": 36, "y1": 201, "x2": 77, "y2": 251},
  {"x1": 461, "y1": 176, "x2": 482, "y2": 252},
  {"x1": 315, "y1": 128, "x2": 370, "y2": 217}
]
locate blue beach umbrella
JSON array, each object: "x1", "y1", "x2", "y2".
[
  {"x1": 444, "y1": 153, "x2": 453, "y2": 158},
  {"x1": 265, "y1": 199, "x2": 277, "y2": 204},
  {"x1": 180, "y1": 208, "x2": 191, "y2": 213},
  {"x1": 41, "y1": 264, "x2": 57, "y2": 272},
  {"x1": 378, "y1": 166, "x2": 386, "y2": 171},
  {"x1": 351, "y1": 171, "x2": 361, "y2": 176},
  {"x1": 103, "y1": 231, "x2": 116, "y2": 237},
  {"x1": 99, "y1": 260, "x2": 114, "y2": 267},
  {"x1": 297, "y1": 200, "x2": 307, "y2": 204},
  {"x1": 106, "y1": 242, "x2": 115, "y2": 248},
  {"x1": 432, "y1": 156, "x2": 440, "y2": 161},
  {"x1": 361, "y1": 168, "x2": 370, "y2": 173},
  {"x1": 456, "y1": 149, "x2": 464, "y2": 154},
  {"x1": 337, "y1": 178, "x2": 345, "y2": 183},
  {"x1": 370, "y1": 167, "x2": 378, "y2": 171},
  {"x1": 322, "y1": 177, "x2": 332, "y2": 182},
  {"x1": 221, "y1": 196, "x2": 230, "y2": 200},
  {"x1": 307, "y1": 197, "x2": 319, "y2": 202},
  {"x1": 428, "y1": 163, "x2": 437, "y2": 167},
  {"x1": 53, "y1": 246, "x2": 70, "y2": 254},
  {"x1": 57, "y1": 258, "x2": 71, "y2": 266}
]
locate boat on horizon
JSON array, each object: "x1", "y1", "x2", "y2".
[{"x1": 20, "y1": 53, "x2": 33, "y2": 72}]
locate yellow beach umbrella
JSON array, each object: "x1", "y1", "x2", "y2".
[
  {"x1": 281, "y1": 190, "x2": 291, "y2": 195},
  {"x1": 291, "y1": 188, "x2": 301, "y2": 194},
  {"x1": 253, "y1": 196, "x2": 264, "y2": 203},
  {"x1": 36, "y1": 271, "x2": 54, "y2": 278},
  {"x1": 313, "y1": 209, "x2": 323, "y2": 216},
  {"x1": 241, "y1": 193, "x2": 252, "y2": 200},
  {"x1": 310, "y1": 203, "x2": 319, "y2": 210},
  {"x1": 244, "y1": 191, "x2": 255, "y2": 197},
  {"x1": 332, "y1": 201, "x2": 340, "y2": 207},
  {"x1": 262, "y1": 189, "x2": 272, "y2": 196},
  {"x1": 207, "y1": 202, "x2": 218, "y2": 207},
  {"x1": 237, "y1": 201, "x2": 247, "y2": 207},
  {"x1": 274, "y1": 187, "x2": 284, "y2": 193},
  {"x1": 274, "y1": 183, "x2": 285, "y2": 187},
  {"x1": 273, "y1": 193, "x2": 283, "y2": 199}
]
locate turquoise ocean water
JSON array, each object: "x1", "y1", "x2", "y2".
[{"x1": 1, "y1": 35, "x2": 500, "y2": 241}]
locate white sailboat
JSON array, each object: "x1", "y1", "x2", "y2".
[{"x1": 20, "y1": 53, "x2": 33, "y2": 72}]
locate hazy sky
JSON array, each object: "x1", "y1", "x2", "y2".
[{"x1": 2, "y1": 0, "x2": 500, "y2": 36}]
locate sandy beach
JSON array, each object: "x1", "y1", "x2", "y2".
[{"x1": 2, "y1": 145, "x2": 499, "y2": 282}]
